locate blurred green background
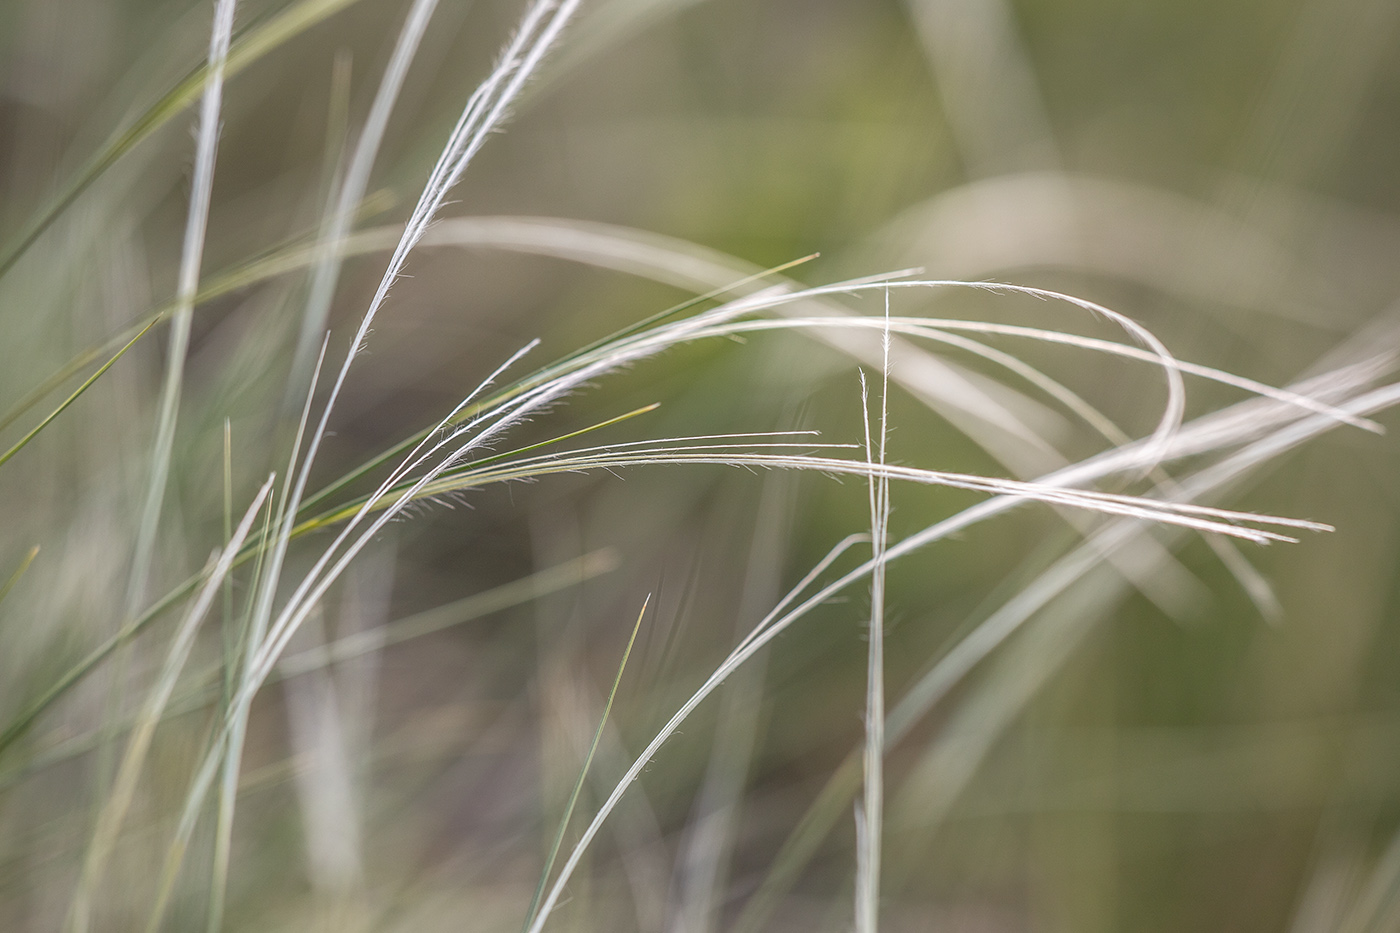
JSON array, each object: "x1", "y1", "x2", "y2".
[{"x1": 2, "y1": 0, "x2": 1400, "y2": 930}]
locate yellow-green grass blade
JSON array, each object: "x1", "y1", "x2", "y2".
[
  {"x1": 522, "y1": 596, "x2": 649, "y2": 933},
  {"x1": 0, "y1": 211, "x2": 398, "y2": 460},
  {"x1": 0, "y1": 316, "x2": 160, "y2": 471},
  {"x1": 291, "y1": 403, "x2": 662, "y2": 535},
  {"x1": 0, "y1": 546, "x2": 40, "y2": 611},
  {"x1": 0, "y1": 349, "x2": 105, "y2": 438}
]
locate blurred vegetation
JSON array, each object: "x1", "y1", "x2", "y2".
[{"x1": 2, "y1": 0, "x2": 1400, "y2": 931}]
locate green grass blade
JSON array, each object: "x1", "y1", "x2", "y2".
[
  {"x1": 0, "y1": 317, "x2": 160, "y2": 471},
  {"x1": 0, "y1": 350, "x2": 104, "y2": 437},
  {"x1": 522, "y1": 595, "x2": 650, "y2": 933}
]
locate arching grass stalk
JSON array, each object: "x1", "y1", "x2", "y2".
[
  {"x1": 7, "y1": 210, "x2": 1371, "y2": 494},
  {"x1": 235, "y1": 0, "x2": 589, "y2": 720},
  {"x1": 523, "y1": 363, "x2": 1400, "y2": 933},
  {"x1": 0, "y1": 269, "x2": 1355, "y2": 764},
  {"x1": 242, "y1": 263, "x2": 1311, "y2": 754},
  {"x1": 162, "y1": 281, "x2": 1315, "y2": 933}
]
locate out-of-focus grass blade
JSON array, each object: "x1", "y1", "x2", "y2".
[
  {"x1": 221, "y1": 420, "x2": 236, "y2": 710},
  {"x1": 0, "y1": 431, "x2": 634, "y2": 759},
  {"x1": 731, "y1": 753, "x2": 861, "y2": 933},
  {"x1": 0, "y1": 549, "x2": 621, "y2": 790},
  {"x1": 0, "y1": 0, "x2": 368, "y2": 281},
  {"x1": 521, "y1": 595, "x2": 649, "y2": 933},
  {"x1": 0, "y1": 196, "x2": 395, "y2": 444},
  {"x1": 0, "y1": 573, "x2": 195, "y2": 760},
  {"x1": 0, "y1": 546, "x2": 40, "y2": 610}
]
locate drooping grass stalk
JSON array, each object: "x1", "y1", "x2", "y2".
[
  {"x1": 251, "y1": 290, "x2": 1309, "y2": 741},
  {"x1": 0, "y1": 263, "x2": 1359, "y2": 796},
  {"x1": 241, "y1": 0, "x2": 588, "y2": 694},
  {"x1": 253, "y1": 1, "x2": 584, "y2": 619},
  {"x1": 2, "y1": 3, "x2": 1388, "y2": 926},
  {"x1": 0, "y1": 270, "x2": 1354, "y2": 765},
  {"x1": 0, "y1": 256, "x2": 1369, "y2": 494},
  {"x1": 0, "y1": 174, "x2": 1368, "y2": 932},
  {"x1": 283, "y1": 268, "x2": 1364, "y2": 532},
  {"x1": 286, "y1": 252, "x2": 820, "y2": 518},
  {"x1": 181, "y1": 297, "x2": 1279, "y2": 933},
  {"x1": 26, "y1": 253, "x2": 1365, "y2": 932}
]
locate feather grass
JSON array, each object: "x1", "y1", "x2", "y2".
[{"x1": 2, "y1": 3, "x2": 1397, "y2": 930}]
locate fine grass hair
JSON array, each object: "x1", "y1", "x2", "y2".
[{"x1": 2, "y1": 1, "x2": 1400, "y2": 932}]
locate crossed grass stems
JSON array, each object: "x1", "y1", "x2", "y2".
[{"x1": 0, "y1": 0, "x2": 1395, "y2": 931}]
